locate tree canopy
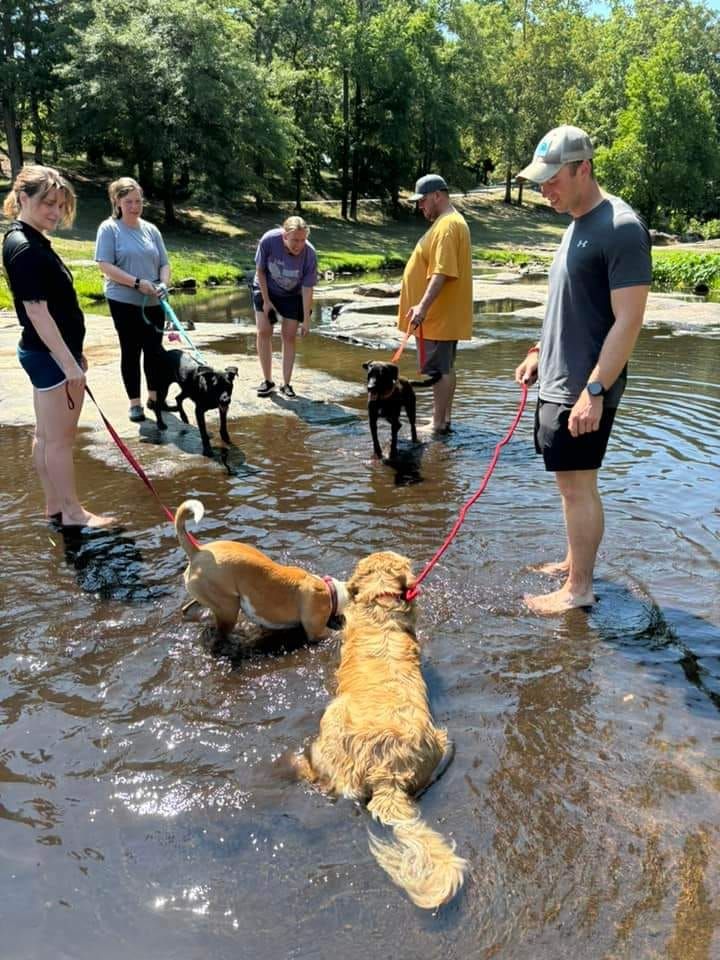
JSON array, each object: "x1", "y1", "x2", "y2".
[{"x1": 1, "y1": 0, "x2": 719, "y2": 226}]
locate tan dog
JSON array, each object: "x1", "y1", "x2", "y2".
[
  {"x1": 175, "y1": 499, "x2": 348, "y2": 638},
  {"x1": 295, "y1": 550, "x2": 467, "y2": 909}
]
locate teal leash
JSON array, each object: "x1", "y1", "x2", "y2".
[{"x1": 140, "y1": 293, "x2": 206, "y2": 365}]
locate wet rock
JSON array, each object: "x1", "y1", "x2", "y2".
[
  {"x1": 177, "y1": 277, "x2": 197, "y2": 289},
  {"x1": 353, "y1": 282, "x2": 401, "y2": 298},
  {"x1": 649, "y1": 230, "x2": 679, "y2": 245},
  {"x1": 680, "y1": 232, "x2": 703, "y2": 244}
]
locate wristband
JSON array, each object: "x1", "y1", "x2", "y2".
[
  {"x1": 133, "y1": 277, "x2": 141, "y2": 290},
  {"x1": 527, "y1": 345, "x2": 539, "y2": 356}
]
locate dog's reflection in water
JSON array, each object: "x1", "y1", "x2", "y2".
[{"x1": 294, "y1": 550, "x2": 467, "y2": 910}]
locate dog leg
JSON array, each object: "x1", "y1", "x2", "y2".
[
  {"x1": 406, "y1": 391, "x2": 419, "y2": 444},
  {"x1": 195, "y1": 409, "x2": 213, "y2": 457},
  {"x1": 181, "y1": 598, "x2": 201, "y2": 617},
  {"x1": 175, "y1": 394, "x2": 190, "y2": 425},
  {"x1": 389, "y1": 417, "x2": 400, "y2": 461},
  {"x1": 219, "y1": 407, "x2": 231, "y2": 446},
  {"x1": 368, "y1": 406, "x2": 383, "y2": 459}
]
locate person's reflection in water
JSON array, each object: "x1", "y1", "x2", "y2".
[{"x1": 58, "y1": 526, "x2": 169, "y2": 601}]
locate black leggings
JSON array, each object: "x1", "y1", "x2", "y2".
[{"x1": 108, "y1": 299, "x2": 164, "y2": 400}]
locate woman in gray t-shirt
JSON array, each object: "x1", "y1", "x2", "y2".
[{"x1": 94, "y1": 177, "x2": 171, "y2": 423}]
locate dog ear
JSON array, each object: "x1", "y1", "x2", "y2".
[
  {"x1": 390, "y1": 363, "x2": 399, "y2": 379},
  {"x1": 225, "y1": 366, "x2": 238, "y2": 380},
  {"x1": 362, "y1": 361, "x2": 371, "y2": 371},
  {"x1": 197, "y1": 365, "x2": 214, "y2": 376}
]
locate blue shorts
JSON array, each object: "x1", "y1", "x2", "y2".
[
  {"x1": 252, "y1": 286, "x2": 303, "y2": 323},
  {"x1": 17, "y1": 345, "x2": 81, "y2": 391}
]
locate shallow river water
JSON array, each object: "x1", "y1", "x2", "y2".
[{"x1": 1, "y1": 287, "x2": 719, "y2": 960}]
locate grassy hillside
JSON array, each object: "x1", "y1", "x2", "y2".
[{"x1": 0, "y1": 172, "x2": 565, "y2": 311}]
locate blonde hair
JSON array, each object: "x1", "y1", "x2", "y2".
[
  {"x1": 283, "y1": 215, "x2": 309, "y2": 236},
  {"x1": 3, "y1": 164, "x2": 76, "y2": 227},
  {"x1": 108, "y1": 177, "x2": 143, "y2": 219}
]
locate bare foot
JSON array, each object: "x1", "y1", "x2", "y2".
[
  {"x1": 61, "y1": 510, "x2": 117, "y2": 529},
  {"x1": 529, "y1": 559, "x2": 570, "y2": 576},
  {"x1": 524, "y1": 585, "x2": 596, "y2": 615}
]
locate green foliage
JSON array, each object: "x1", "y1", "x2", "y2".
[{"x1": 651, "y1": 251, "x2": 720, "y2": 290}]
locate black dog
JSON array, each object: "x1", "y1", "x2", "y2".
[
  {"x1": 152, "y1": 348, "x2": 238, "y2": 457},
  {"x1": 362, "y1": 360, "x2": 440, "y2": 461}
]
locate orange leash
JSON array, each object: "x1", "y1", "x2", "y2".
[
  {"x1": 405, "y1": 382, "x2": 529, "y2": 602},
  {"x1": 391, "y1": 323, "x2": 426, "y2": 369}
]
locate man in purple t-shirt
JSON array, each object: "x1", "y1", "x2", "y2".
[{"x1": 252, "y1": 216, "x2": 318, "y2": 398}]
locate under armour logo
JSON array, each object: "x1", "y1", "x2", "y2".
[{"x1": 577, "y1": 240, "x2": 589, "y2": 248}]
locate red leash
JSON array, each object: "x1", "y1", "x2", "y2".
[
  {"x1": 405, "y1": 382, "x2": 529, "y2": 602},
  {"x1": 83, "y1": 384, "x2": 200, "y2": 548},
  {"x1": 391, "y1": 322, "x2": 426, "y2": 369}
]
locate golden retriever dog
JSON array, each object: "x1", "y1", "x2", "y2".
[
  {"x1": 295, "y1": 550, "x2": 467, "y2": 909},
  {"x1": 175, "y1": 499, "x2": 348, "y2": 638}
]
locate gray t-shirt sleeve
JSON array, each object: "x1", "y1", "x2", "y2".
[
  {"x1": 150, "y1": 224, "x2": 170, "y2": 269},
  {"x1": 94, "y1": 219, "x2": 117, "y2": 263},
  {"x1": 607, "y1": 215, "x2": 652, "y2": 290}
]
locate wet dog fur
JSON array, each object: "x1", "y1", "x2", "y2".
[
  {"x1": 363, "y1": 361, "x2": 440, "y2": 460},
  {"x1": 295, "y1": 549, "x2": 467, "y2": 909},
  {"x1": 152, "y1": 347, "x2": 238, "y2": 457},
  {"x1": 175, "y1": 499, "x2": 348, "y2": 639}
]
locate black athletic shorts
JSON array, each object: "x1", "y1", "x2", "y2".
[
  {"x1": 534, "y1": 399, "x2": 618, "y2": 472},
  {"x1": 252, "y1": 285, "x2": 303, "y2": 323}
]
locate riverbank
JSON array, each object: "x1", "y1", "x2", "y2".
[{"x1": 2, "y1": 276, "x2": 719, "y2": 451}]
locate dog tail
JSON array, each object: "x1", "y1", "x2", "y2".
[
  {"x1": 175, "y1": 498, "x2": 204, "y2": 557},
  {"x1": 367, "y1": 784, "x2": 467, "y2": 909},
  {"x1": 407, "y1": 372, "x2": 442, "y2": 389}
]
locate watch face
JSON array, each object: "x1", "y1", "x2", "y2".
[{"x1": 588, "y1": 382, "x2": 604, "y2": 397}]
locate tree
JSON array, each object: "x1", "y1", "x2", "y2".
[
  {"x1": 595, "y1": 39, "x2": 720, "y2": 226},
  {"x1": 58, "y1": 0, "x2": 292, "y2": 219}
]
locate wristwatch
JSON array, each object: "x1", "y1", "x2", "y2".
[{"x1": 587, "y1": 381, "x2": 606, "y2": 397}]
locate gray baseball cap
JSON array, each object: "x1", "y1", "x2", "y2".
[
  {"x1": 409, "y1": 173, "x2": 449, "y2": 201},
  {"x1": 517, "y1": 125, "x2": 594, "y2": 183}
]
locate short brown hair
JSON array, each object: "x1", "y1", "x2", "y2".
[
  {"x1": 108, "y1": 177, "x2": 143, "y2": 219},
  {"x1": 2, "y1": 164, "x2": 76, "y2": 226}
]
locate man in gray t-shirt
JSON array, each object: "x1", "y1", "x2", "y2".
[{"x1": 514, "y1": 125, "x2": 651, "y2": 615}]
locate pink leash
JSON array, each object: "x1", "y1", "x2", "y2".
[
  {"x1": 404, "y1": 382, "x2": 529, "y2": 602},
  {"x1": 83, "y1": 384, "x2": 200, "y2": 548}
]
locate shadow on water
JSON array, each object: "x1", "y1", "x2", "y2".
[
  {"x1": 56, "y1": 525, "x2": 171, "y2": 602},
  {"x1": 136, "y1": 414, "x2": 254, "y2": 476},
  {"x1": 588, "y1": 579, "x2": 720, "y2": 713}
]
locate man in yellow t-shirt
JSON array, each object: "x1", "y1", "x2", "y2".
[{"x1": 398, "y1": 174, "x2": 473, "y2": 434}]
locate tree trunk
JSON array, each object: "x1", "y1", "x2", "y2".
[
  {"x1": 31, "y1": 93, "x2": 43, "y2": 164},
  {"x1": 516, "y1": 180, "x2": 524, "y2": 206},
  {"x1": 341, "y1": 66, "x2": 350, "y2": 220},
  {"x1": 350, "y1": 80, "x2": 361, "y2": 220},
  {"x1": 504, "y1": 164, "x2": 512, "y2": 205},
  {"x1": 161, "y1": 157, "x2": 176, "y2": 225},
  {"x1": 294, "y1": 158, "x2": 302, "y2": 212},
  {"x1": 2, "y1": 102, "x2": 24, "y2": 180}
]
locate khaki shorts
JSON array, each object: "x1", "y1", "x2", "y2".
[{"x1": 420, "y1": 339, "x2": 457, "y2": 376}]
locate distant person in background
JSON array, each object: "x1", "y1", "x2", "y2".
[
  {"x1": 2, "y1": 165, "x2": 115, "y2": 528},
  {"x1": 95, "y1": 177, "x2": 171, "y2": 423},
  {"x1": 253, "y1": 215, "x2": 317, "y2": 398},
  {"x1": 514, "y1": 125, "x2": 651, "y2": 615},
  {"x1": 398, "y1": 174, "x2": 473, "y2": 434}
]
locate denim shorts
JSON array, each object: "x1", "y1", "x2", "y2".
[{"x1": 17, "y1": 345, "x2": 81, "y2": 391}]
